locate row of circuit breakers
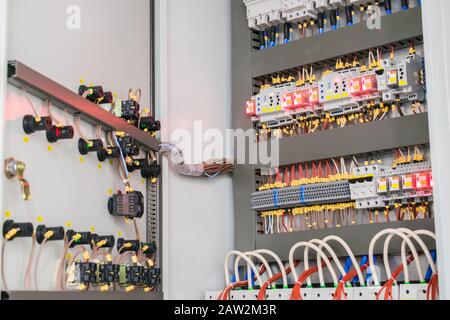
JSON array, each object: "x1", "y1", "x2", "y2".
[
  {"x1": 251, "y1": 160, "x2": 432, "y2": 211},
  {"x1": 243, "y1": 0, "x2": 417, "y2": 33},
  {"x1": 245, "y1": 53, "x2": 425, "y2": 129}
]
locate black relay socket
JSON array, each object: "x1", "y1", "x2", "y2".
[
  {"x1": 141, "y1": 242, "x2": 157, "y2": 256},
  {"x1": 79, "y1": 85, "x2": 114, "y2": 104},
  {"x1": 108, "y1": 191, "x2": 145, "y2": 219},
  {"x1": 118, "y1": 136, "x2": 140, "y2": 156},
  {"x1": 90, "y1": 234, "x2": 115, "y2": 249},
  {"x1": 120, "y1": 100, "x2": 140, "y2": 121},
  {"x1": 78, "y1": 139, "x2": 104, "y2": 155},
  {"x1": 3, "y1": 220, "x2": 34, "y2": 241},
  {"x1": 127, "y1": 158, "x2": 148, "y2": 173},
  {"x1": 140, "y1": 116, "x2": 161, "y2": 133},
  {"x1": 36, "y1": 225, "x2": 65, "y2": 244},
  {"x1": 97, "y1": 147, "x2": 121, "y2": 162},
  {"x1": 46, "y1": 125, "x2": 74, "y2": 143},
  {"x1": 141, "y1": 163, "x2": 161, "y2": 180},
  {"x1": 66, "y1": 230, "x2": 92, "y2": 248},
  {"x1": 117, "y1": 238, "x2": 141, "y2": 253},
  {"x1": 23, "y1": 115, "x2": 52, "y2": 135}
]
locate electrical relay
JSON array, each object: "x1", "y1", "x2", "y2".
[
  {"x1": 108, "y1": 191, "x2": 145, "y2": 219},
  {"x1": 247, "y1": 52, "x2": 425, "y2": 131}
]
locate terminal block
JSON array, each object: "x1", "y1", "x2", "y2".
[
  {"x1": 108, "y1": 191, "x2": 145, "y2": 219},
  {"x1": 75, "y1": 262, "x2": 97, "y2": 284},
  {"x1": 251, "y1": 180, "x2": 351, "y2": 211},
  {"x1": 97, "y1": 263, "x2": 120, "y2": 284}
]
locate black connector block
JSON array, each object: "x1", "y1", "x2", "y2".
[
  {"x1": 3, "y1": 220, "x2": 34, "y2": 241},
  {"x1": 23, "y1": 115, "x2": 52, "y2": 135},
  {"x1": 141, "y1": 242, "x2": 157, "y2": 256},
  {"x1": 120, "y1": 100, "x2": 140, "y2": 121},
  {"x1": 78, "y1": 139, "x2": 104, "y2": 155},
  {"x1": 46, "y1": 125, "x2": 74, "y2": 143},
  {"x1": 97, "y1": 147, "x2": 121, "y2": 162},
  {"x1": 140, "y1": 116, "x2": 161, "y2": 133},
  {"x1": 90, "y1": 234, "x2": 115, "y2": 249},
  {"x1": 75, "y1": 262, "x2": 97, "y2": 284},
  {"x1": 108, "y1": 191, "x2": 145, "y2": 219},
  {"x1": 118, "y1": 136, "x2": 140, "y2": 156},
  {"x1": 36, "y1": 225, "x2": 65, "y2": 244},
  {"x1": 127, "y1": 158, "x2": 148, "y2": 173},
  {"x1": 66, "y1": 230, "x2": 92, "y2": 248},
  {"x1": 117, "y1": 238, "x2": 141, "y2": 253},
  {"x1": 141, "y1": 164, "x2": 161, "y2": 180}
]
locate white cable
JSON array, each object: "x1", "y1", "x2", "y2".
[
  {"x1": 382, "y1": 233, "x2": 414, "y2": 284},
  {"x1": 224, "y1": 250, "x2": 264, "y2": 289},
  {"x1": 382, "y1": 229, "x2": 433, "y2": 284},
  {"x1": 399, "y1": 229, "x2": 437, "y2": 278},
  {"x1": 289, "y1": 242, "x2": 339, "y2": 287},
  {"x1": 159, "y1": 144, "x2": 204, "y2": 177},
  {"x1": 234, "y1": 252, "x2": 274, "y2": 288},
  {"x1": 254, "y1": 249, "x2": 288, "y2": 288},
  {"x1": 368, "y1": 229, "x2": 422, "y2": 286},
  {"x1": 306, "y1": 239, "x2": 346, "y2": 288},
  {"x1": 322, "y1": 235, "x2": 366, "y2": 286}
]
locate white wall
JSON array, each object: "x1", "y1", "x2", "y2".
[
  {"x1": 0, "y1": 0, "x2": 8, "y2": 284},
  {"x1": 156, "y1": 0, "x2": 234, "y2": 299},
  {"x1": 2, "y1": 0, "x2": 151, "y2": 290},
  {"x1": 422, "y1": 0, "x2": 450, "y2": 299}
]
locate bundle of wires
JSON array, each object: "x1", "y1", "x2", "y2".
[
  {"x1": 333, "y1": 263, "x2": 369, "y2": 300},
  {"x1": 290, "y1": 264, "x2": 324, "y2": 300},
  {"x1": 257, "y1": 262, "x2": 299, "y2": 300},
  {"x1": 218, "y1": 265, "x2": 266, "y2": 301},
  {"x1": 159, "y1": 143, "x2": 234, "y2": 177},
  {"x1": 427, "y1": 273, "x2": 439, "y2": 300},
  {"x1": 376, "y1": 255, "x2": 415, "y2": 300}
]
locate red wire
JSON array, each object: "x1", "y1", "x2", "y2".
[
  {"x1": 427, "y1": 274, "x2": 439, "y2": 300},
  {"x1": 257, "y1": 262, "x2": 300, "y2": 300},
  {"x1": 284, "y1": 167, "x2": 290, "y2": 185},
  {"x1": 291, "y1": 165, "x2": 296, "y2": 185},
  {"x1": 290, "y1": 262, "x2": 326, "y2": 300},
  {"x1": 333, "y1": 263, "x2": 369, "y2": 300},
  {"x1": 376, "y1": 255, "x2": 415, "y2": 301}
]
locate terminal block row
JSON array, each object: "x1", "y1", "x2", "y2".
[{"x1": 251, "y1": 180, "x2": 351, "y2": 211}]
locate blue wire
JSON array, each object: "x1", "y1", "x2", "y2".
[
  {"x1": 425, "y1": 250, "x2": 437, "y2": 281},
  {"x1": 113, "y1": 132, "x2": 129, "y2": 179},
  {"x1": 366, "y1": 256, "x2": 376, "y2": 283},
  {"x1": 340, "y1": 257, "x2": 352, "y2": 281}
]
